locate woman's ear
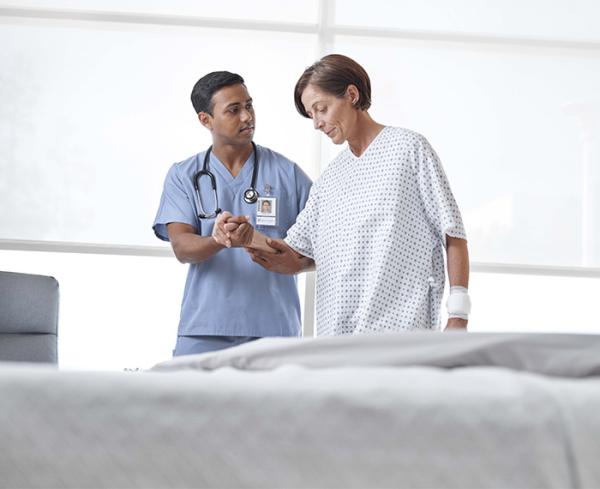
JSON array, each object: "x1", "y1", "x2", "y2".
[{"x1": 346, "y1": 84, "x2": 360, "y2": 106}]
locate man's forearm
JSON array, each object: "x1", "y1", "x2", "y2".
[{"x1": 171, "y1": 233, "x2": 225, "y2": 264}]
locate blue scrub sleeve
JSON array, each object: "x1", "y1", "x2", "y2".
[{"x1": 153, "y1": 164, "x2": 198, "y2": 242}]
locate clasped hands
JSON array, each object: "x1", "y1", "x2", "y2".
[
  {"x1": 211, "y1": 211, "x2": 276, "y2": 254},
  {"x1": 211, "y1": 211, "x2": 255, "y2": 249},
  {"x1": 211, "y1": 212, "x2": 308, "y2": 274}
]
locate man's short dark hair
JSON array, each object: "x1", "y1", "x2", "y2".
[{"x1": 191, "y1": 71, "x2": 245, "y2": 115}]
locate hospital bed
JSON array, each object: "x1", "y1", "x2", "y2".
[{"x1": 1, "y1": 332, "x2": 599, "y2": 488}]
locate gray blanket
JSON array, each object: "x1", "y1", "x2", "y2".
[
  {"x1": 1, "y1": 332, "x2": 599, "y2": 488},
  {"x1": 153, "y1": 332, "x2": 600, "y2": 377}
]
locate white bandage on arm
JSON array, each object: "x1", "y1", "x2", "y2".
[{"x1": 447, "y1": 286, "x2": 471, "y2": 320}]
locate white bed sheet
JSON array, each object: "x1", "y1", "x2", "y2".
[{"x1": 0, "y1": 333, "x2": 599, "y2": 488}]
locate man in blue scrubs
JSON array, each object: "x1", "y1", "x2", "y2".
[{"x1": 153, "y1": 71, "x2": 312, "y2": 356}]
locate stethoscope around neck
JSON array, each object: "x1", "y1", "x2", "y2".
[{"x1": 193, "y1": 141, "x2": 259, "y2": 219}]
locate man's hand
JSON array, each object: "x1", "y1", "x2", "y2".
[
  {"x1": 212, "y1": 212, "x2": 253, "y2": 248},
  {"x1": 246, "y1": 238, "x2": 312, "y2": 274},
  {"x1": 211, "y1": 211, "x2": 233, "y2": 248},
  {"x1": 444, "y1": 317, "x2": 468, "y2": 331},
  {"x1": 227, "y1": 218, "x2": 254, "y2": 247}
]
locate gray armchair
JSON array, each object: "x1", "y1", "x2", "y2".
[{"x1": 0, "y1": 271, "x2": 59, "y2": 364}]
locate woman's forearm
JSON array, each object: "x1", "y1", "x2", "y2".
[
  {"x1": 248, "y1": 229, "x2": 278, "y2": 254},
  {"x1": 446, "y1": 236, "x2": 469, "y2": 288}
]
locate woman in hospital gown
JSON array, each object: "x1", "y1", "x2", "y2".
[{"x1": 230, "y1": 54, "x2": 471, "y2": 334}]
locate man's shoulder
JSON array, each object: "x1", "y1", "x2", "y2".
[
  {"x1": 172, "y1": 151, "x2": 203, "y2": 171},
  {"x1": 162, "y1": 152, "x2": 203, "y2": 182},
  {"x1": 256, "y1": 144, "x2": 297, "y2": 169},
  {"x1": 256, "y1": 144, "x2": 312, "y2": 188}
]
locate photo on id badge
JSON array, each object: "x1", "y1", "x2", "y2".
[{"x1": 256, "y1": 196, "x2": 277, "y2": 226}]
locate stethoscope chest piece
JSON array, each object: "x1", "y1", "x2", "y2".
[{"x1": 243, "y1": 187, "x2": 259, "y2": 204}]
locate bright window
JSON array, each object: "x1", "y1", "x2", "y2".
[
  {"x1": 331, "y1": 35, "x2": 600, "y2": 268},
  {"x1": 0, "y1": 18, "x2": 318, "y2": 245},
  {"x1": 0, "y1": 250, "x2": 315, "y2": 370},
  {"x1": 1, "y1": 2, "x2": 599, "y2": 371},
  {"x1": 2, "y1": 249, "x2": 598, "y2": 370},
  {"x1": 0, "y1": 0, "x2": 319, "y2": 23}
]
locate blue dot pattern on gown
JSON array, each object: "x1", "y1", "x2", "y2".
[{"x1": 285, "y1": 126, "x2": 467, "y2": 335}]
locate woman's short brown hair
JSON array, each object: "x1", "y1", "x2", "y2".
[{"x1": 294, "y1": 54, "x2": 372, "y2": 118}]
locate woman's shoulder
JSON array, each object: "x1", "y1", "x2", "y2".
[
  {"x1": 380, "y1": 127, "x2": 437, "y2": 161},
  {"x1": 384, "y1": 126, "x2": 429, "y2": 145}
]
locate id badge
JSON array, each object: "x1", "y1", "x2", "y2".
[{"x1": 256, "y1": 196, "x2": 277, "y2": 226}]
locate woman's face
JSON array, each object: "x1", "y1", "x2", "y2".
[{"x1": 300, "y1": 83, "x2": 357, "y2": 145}]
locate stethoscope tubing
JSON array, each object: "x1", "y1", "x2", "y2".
[{"x1": 193, "y1": 142, "x2": 259, "y2": 219}]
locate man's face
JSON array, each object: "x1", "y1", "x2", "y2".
[{"x1": 201, "y1": 83, "x2": 255, "y2": 146}]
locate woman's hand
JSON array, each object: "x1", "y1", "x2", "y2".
[{"x1": 246, "y1": 239, "x2": 313, "y2": 274}]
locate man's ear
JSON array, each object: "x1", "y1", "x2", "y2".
[{"x1": 198, "y1": 112, "x2": 212, "y2": 130}]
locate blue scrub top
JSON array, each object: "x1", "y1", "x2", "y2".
[{"x1": 153, "y1": 144, "x2": 312, "y2": 337}]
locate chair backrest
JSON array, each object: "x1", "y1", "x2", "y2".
[{"x1": 0, "y1": 271, "x2": 59, "y2": 364}]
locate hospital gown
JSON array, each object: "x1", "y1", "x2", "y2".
[{"x1": 285, "y1": 127, "x2": 466, "y2": 335}]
